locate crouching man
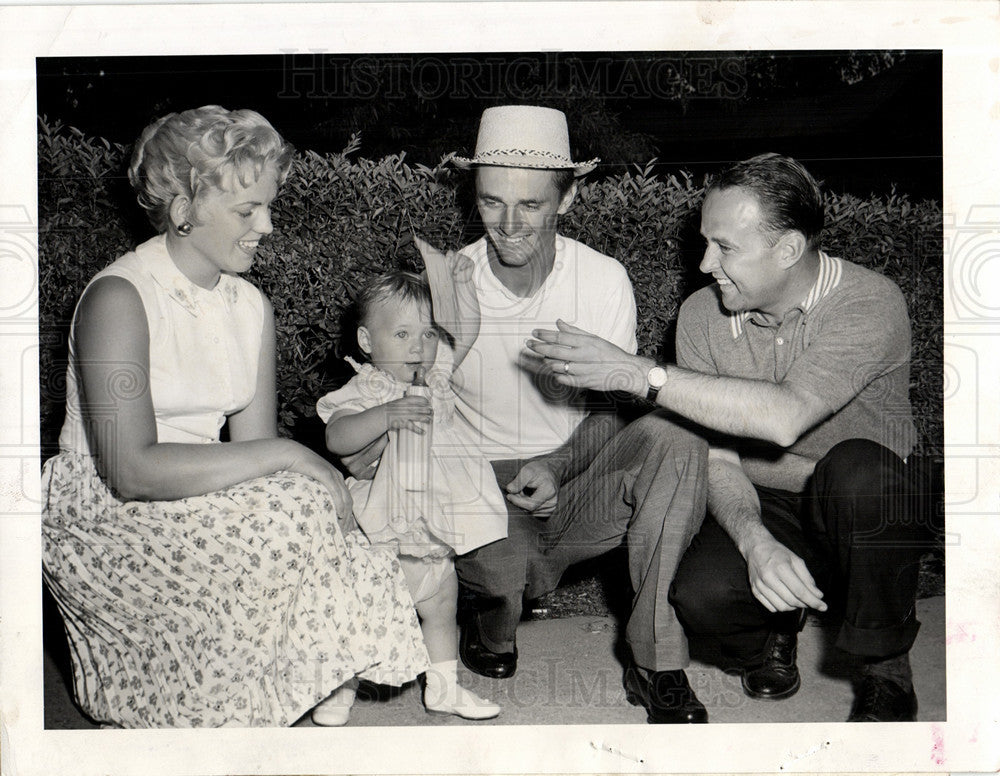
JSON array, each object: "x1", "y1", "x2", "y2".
[{"x1": 528, "y1": 153, "x2": 926, "y2": 722}]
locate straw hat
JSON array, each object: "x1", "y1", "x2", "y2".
[{"x1": 450, "y1": 105, "x2": 599, "y2": 176}]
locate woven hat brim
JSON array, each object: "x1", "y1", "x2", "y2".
[{"x1": 450, "y1": 153, "x2": 599, "y2": 177}]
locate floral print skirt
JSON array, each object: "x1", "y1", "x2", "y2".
[{"x1": 41, "y1": 453, "x2": 429, "y2": 727}]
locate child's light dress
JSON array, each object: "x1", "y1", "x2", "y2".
[{"x1": 316, "y1": 352, "x2": 507, "y2": 599}]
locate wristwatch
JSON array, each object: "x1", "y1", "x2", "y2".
[{"x1": 645, "y1": 364, "x2": 668, "y2": 403}]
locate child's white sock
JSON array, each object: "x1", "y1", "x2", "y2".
[{"x1": 425, "y1": 660, "x2": 458, "y2": 705}]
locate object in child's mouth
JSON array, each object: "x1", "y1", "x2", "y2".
[{"x1": 396, "y1": 366, "x2": 432, "y2": 491}]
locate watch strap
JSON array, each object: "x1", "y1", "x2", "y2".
[{"x1": 645, "y1": 364, "x2": 667, "y2": 403}]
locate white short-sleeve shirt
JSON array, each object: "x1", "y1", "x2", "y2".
[{"x1": 451, "y1": 235, "x2": 637, "y2": 460}]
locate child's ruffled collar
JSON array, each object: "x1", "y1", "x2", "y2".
[
  {"x1": 343, "y1": 356, "x2": 454, "y2": 419},
  {"x1": 345, "y1": 355, "x2": 378, "y2": 377}
]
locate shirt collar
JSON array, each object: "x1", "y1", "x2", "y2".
[
  {"x1": 140, "y1": 234, "x2": 240, "y2": 317},
  {"x1": 730, "y1": 251, "x2": 842, "y2": 338}
]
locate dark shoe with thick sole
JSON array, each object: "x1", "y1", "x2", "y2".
[
  {"x1": 741, "y1": 631, "x2": 801, "y2": 700},
  {"x1": 848, "y1": 674, "x2": 918, "y2": 722},
  {"x1": 459, "y1": 618, "x2": 517, "y2": 679},
  {"x1": 624, "y1": 665, "x2": 708, "y2": 724}
]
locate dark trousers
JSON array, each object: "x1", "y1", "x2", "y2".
[
  {"x1": 669, "y1": 439, "x2": 927, "y2": 663},
  {"x1": 454, "y1": 412, "x2": 708, "y2": 671}
]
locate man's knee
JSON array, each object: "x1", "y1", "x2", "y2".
[
  {"x1": 455, "y1": 538, "x2": 529, "y2": 599},
  {"x1": 814, "y1": 439, "x2": 904, "y2": 500},
  {"x1": 668, "y1": 558, "x2": 738, "y2": 635},
  {"x1": 624, "y1": 412, "x2": 709, "y2": 461}
]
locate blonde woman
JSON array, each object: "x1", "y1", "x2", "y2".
[{"x1": 41, "y1": 106, "x2": 428, "y2": 727}]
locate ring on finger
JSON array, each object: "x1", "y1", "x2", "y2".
[{"x1": 562, "y1": 360, "x2": 571, "y2": 374}]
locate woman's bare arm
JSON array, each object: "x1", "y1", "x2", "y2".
[{"x1": 76, "y1": 276, "x2": 349, "y2": 513}]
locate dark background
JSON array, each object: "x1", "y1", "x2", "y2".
[{"x1": 36, "y1": 50, "x2": 941, "y2": 200}]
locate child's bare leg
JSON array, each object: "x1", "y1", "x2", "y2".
[
  {"x1": 399, "y1": 556, "x2": 500, "y2": 720},
  {"x1": 412, "y1": 560, "x2": 458, "y2": 661},
  {"x1": 398, "y1": 555, "x2": 458, "y2": 660}
]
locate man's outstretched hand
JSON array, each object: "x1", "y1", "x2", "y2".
[{"x1": 525, "y1": 319, "x2": 646, "y2": 395}]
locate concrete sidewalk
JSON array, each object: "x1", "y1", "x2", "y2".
[
  {"x1": 301, "y1": 595, "x2": 946, "y2": 726},
  {"x1": 44, "y1": 596, "x2": 945, "y2": 727}
]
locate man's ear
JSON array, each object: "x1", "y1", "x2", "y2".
[
  {"x1": 556, "y1": 180, "x2": 579, "y2": 215},
  {"x1": 357, "y1": 326, "x2": 373, "y2": 355},
  {"x1": 168, "y1": 195, "x2": 192, "y2": 230},
  {"x1": 775, "y1": 230, "x2": 808, "y2": 268}
]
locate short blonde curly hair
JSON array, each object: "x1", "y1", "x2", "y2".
[{"x1": 128, "y1": 105, "x2": 294, "y2": 233}]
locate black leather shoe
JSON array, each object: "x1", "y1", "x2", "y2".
[
  {"x1": 624, "y1": 665, "x2": 708, "y2": 724},
  {"x1": 460, "y1": 618, "x2": 517, "y2": 679},
  {"x1": 741, "y1": 631, "x2": 801, "y2": 700},
  {"x1": 848, "y1": 674, "x2": 918, "y2": 722}
]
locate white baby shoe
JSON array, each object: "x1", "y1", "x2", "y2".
[
  {"x1": 424, "y1": 682, "x2": 501, "y2": 720},
  {"x1": 311, "y1": 677, "x2": 359, "y2": 726}
]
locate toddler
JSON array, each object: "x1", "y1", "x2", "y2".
[{"x1": 315, "y1": 257, "x2": 507, "y2": 724}]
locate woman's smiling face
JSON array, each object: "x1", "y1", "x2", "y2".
[{"x1": 179, "y1": 164, "x2": 279, "y2": 289}]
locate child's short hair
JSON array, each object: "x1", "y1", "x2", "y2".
[{"x1": 357, "y1": 271, "x2": 432, "y2": 325}]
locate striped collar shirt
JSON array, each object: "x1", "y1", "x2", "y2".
[{"x1": 729, "y1": 251, "x2": 843, "y2": 339}]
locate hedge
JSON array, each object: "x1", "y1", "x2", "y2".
[{"x1": 37, "y1": 117, "x2": 943, "y2": 460}]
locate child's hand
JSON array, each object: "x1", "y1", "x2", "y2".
[{"x1": 384, "y1": 396, "x2": 433, "y2": 434}]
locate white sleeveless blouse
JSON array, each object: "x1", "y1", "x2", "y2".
[{"x1": 58, "y1": 234, "x2": 265, "y2": 454}]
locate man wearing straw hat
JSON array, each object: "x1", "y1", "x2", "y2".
[{"x1": 444, "y1": 105, "x2": 710, "y2": 724}]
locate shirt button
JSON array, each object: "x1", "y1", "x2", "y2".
[{"x1": 775, "y1": 337, "x2": 785, "y2": 345}]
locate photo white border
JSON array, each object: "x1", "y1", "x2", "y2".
[{"x1": 2, "y1": 2, "x2": 998, "y2": 774}]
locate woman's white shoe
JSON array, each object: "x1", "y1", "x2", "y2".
[
  {"x1": 311, "y1": 678, "x2": 358, "y2": 726},
  {"x1": 424, "y1": 684, "x2": 501, "y2": 720}
]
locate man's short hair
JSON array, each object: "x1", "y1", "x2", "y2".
[
  {"x1": 709, "y1": 153, "x2": 825, "y2": 248},
  {"x1": 550, "y1": 168, "x2": 576, "y2": 197}
]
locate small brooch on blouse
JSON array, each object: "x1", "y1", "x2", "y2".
[
  {"x1": 170, "y1": 285, "x2": 200, "y2": 316},
  {"x1": 222, "y1": 280, "x2": 239, "y2": 307}
]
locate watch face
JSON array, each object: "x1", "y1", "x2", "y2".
[{"x1": 647, "y1": 366, "x2": 668, "y2": 389}]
